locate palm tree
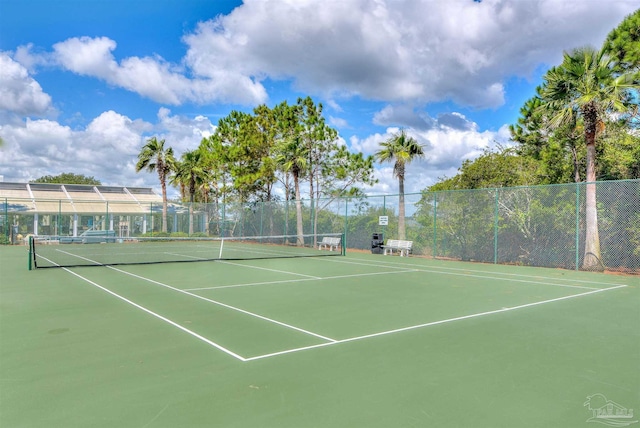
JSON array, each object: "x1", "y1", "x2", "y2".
[
  {"x1": 538, "y1": 46, "x2": 638, "y2": 271},
  {"x1": 171, "y1": 149, "x2": 208, "y2": 235},
  {"x1": 136, "y1": 137, "x2": 176, "y2": 233},
  {"x1": 375, "y1": 129, "x2": 425, "y2": 240},
  {"x1": 276, "y1": 136, "x2": 308, "y2": 246}
]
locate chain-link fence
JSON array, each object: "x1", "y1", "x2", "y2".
[
  {"x1": 353, "y1": 180, "x2": 639, "y2": 273},
  {"x1": 2, "y1": 179, "x2": 638, "y2": 273}
]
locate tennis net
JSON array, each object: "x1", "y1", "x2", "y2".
[{"x1": 28, "y1": 233, "x2": 345, "y2": 269}]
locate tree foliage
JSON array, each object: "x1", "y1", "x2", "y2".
[
  {"x1": 428, "y1": 14, "x2": 639, "y2": 272},
  {"x1": 536, "y1": 46, "x2": 637, "y2": 270},
  {"x1": 135, "y1": 137, "x2": 176, "y2": 233},
  {"x1": 375, "y1": 129, "x2": 425, "y2": 240},
  {"x1": 177, "y1": 97, "x2": 375, "y2": 240},
  {"x1": 442, "y1": 12, "x2": 639, "y2": 192},
  {"x1": 170, "y1": 148, "x2": 210, "y2": 235},
  {"x1": 603, "y1": 9, "x2": 640, "y2": 73},
  {"x1": 33, "y1": 173, "x2": 101, "y2": 185},
  {"x1": 430, "y1": 147, "x2": 539, "y2": 191}
]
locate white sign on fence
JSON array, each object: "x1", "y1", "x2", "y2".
[{"x1": 378, "y1": 215, "x2": 389, "y2": 226}]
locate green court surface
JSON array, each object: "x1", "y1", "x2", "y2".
[{"x1": 1, "y1": 245, "x2": 638, "y2": 427}]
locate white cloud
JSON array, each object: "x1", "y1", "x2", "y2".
[
  {"x1": 85, "y1": 111, "x2": 147, "y2": 157},
  {"x1": 0, "y1": 109, "x2": 216, "y2": 195},
  {"x1": 48, "y1": 36, "x2": 267, "y2": 106},
  {"x1": 436, "y1": 113, "x2": 478, "y2": 132},
  {"x1": 2, "y1": 0, "x2": 636, "y2": 196},
  {"x1": 0, "y1": 105, "x2": 504, "y2": 196},
  {"x1": 10, "y1": 1, "x2": 635, "y2": 110},
  {"x1": 373, "y1": 105, "x2": 436, "y2": 130},
  {"x1": 0, "y1": 53, "x2": 53, "y2": 115},
  {"x1": 351, "y1": 117, "x2": 511, "y2": 194},
  {"x1": 155, "y1": 108, "x2": 216, "y2": 154},
  {"x1": 180, "y1": 0, "x2": 637, "y2": 108},
  {"x1": 13, "y1": 44, "x2": 53, "y2": 71},
  {"x1": 329, "y1": 116, "x2": 348, "y2": 129},
  {"x1": 52, "y1": 37, "x2": 118, "y2": 79},
  {"x1": 349, "y1": 131, "x2": 389, "y2": 155}
]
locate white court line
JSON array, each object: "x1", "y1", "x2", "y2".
[
  {"x1": 398, "y1": 267, "x2": 597, "y2": 290},
  {"x1": 189, "y1": 256, "x2": 599, "y2": 292},
  {"x1": 163, "y1": 251, "x2": 215, "y2": 260},
  {"x1": 328, "y1": 256, "x2": 630, "y2": 287},
  {"x1": 318, "y1": 257, "x2": 602, "y2": 290},
  {"x1": 186, "y1": 277, "x2": 317, "y2": 291},
  {"x1": 53, "y1": 245, "x2": 607, "y2": 291},
  {"x1": 40, "y1": 249, "x2": 631, "y2": 363},
  {"x1": 61, "y1": 267, "x2": 248, "y2": 361},
  {"x1": 243, "y1": 284, "x2": 629, "y2": 362},
  {"x1": 217, "y1": 260, "x2": 322, "y2": 279},
  {"x1": 107, "y1": 266, "x2": 337, "y2": 343},
  {"x1": 50, "y1": 249, "x2": 102, "y2": 265},
  {"x1": 184, "y1": 269, "x2": 418, "y2": 291},
  {"x1": 48, "y1": 249, "x2": 337, "y2": 343}
]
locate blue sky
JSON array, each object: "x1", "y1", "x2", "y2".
[{"x1": 0, "y1": 0, "x2": 637, "y2": 196}]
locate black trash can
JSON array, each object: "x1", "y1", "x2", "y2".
[{"x1": 371, "y1": 233, "x2": 384, "y2": 254}]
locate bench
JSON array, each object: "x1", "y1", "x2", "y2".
[
  {"x1": 382, "y1": 239, "x2": 413, "y2": 257},
  {"x1": 318, "y1": 236, "x2": 341, "y2": 251}
]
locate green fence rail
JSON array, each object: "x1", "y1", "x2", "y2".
[{"x1": 2, "y1": 179, "x2": 638, "y2": 273}]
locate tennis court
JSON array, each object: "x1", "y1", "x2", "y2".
[{"x1": 1, "y1": 243, "x2": 638, "y2": 427}]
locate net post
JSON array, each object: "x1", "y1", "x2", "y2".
[
  {"x1": 28, "y1": 235, "x2": 34, "y2": 270},
  {"x1": 341, "y1": 233, "x2": 346, "y2": 256}
]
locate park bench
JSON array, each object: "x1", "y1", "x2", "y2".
[
  {"x1": 318, "y1": 236, "x2": 341, "y2": 251},
  {"x1": 382, "y1": 239, "x2": 413, "y2": 257}
]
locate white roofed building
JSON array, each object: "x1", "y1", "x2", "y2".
[{"x1": 0, "y1": 182, "x2": 166, "y2": 239}]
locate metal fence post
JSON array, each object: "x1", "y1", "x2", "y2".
[
  {"x1": 494, "y1": 188, "x2": 499, "y2": 264},
  {"x1": 260, "y1": 201, "x2": 264, "y2": 237},
  {"x1": 4, "y1": 198, "x2": 8, "y2": 241},
  {"x1": 344, "y1": 197, "x2": 349, "y2": 250},
  {"x1": 221, "y1": 201, "x2": 226, "y2": 237},
  {"x1": 575, "y1": 183, "x2": 580, "y2": 271},
  {"x1": 432, "y1": 192, "x2": 437, "y2": 259},
  {"x1": 383, "y1": 195, "x2": 386, "y2": 237}
]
